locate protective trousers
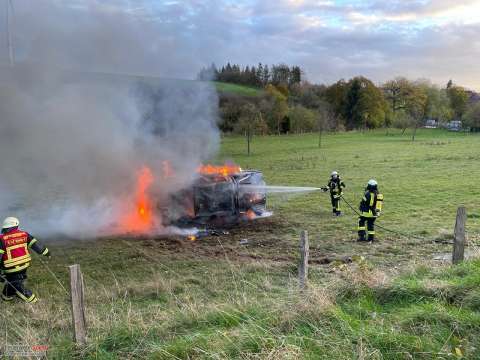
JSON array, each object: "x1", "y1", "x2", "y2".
[
  {"x1": 330, "y1": 194, "x2": 341, "y2": 215},
  {"x1": 358, "y1": 216, "x2": 376, "y2": 242},
  {"x1": 1, "y1": 270, "x2": 37, "y2": 303}
]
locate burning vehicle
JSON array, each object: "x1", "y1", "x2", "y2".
[
  {"x1": 162, "y1": 165, "x2": 268, "y2": 227},
  {"x1": 116, "y1": 164, "x2": 270, "y2": 235}
]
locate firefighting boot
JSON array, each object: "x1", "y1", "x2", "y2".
[
  {"x1": 357, "y1": 230, "x2": 366, "y2": 242},
  {"x1": 2, "y1": 283, "x2": 14, "y2": 301},
  {"x1": 12, "y1": 279, "x2": 38, "y2": 304},
  {"x1": 16, "y1": 291, "x2": 37, "y2": 304},
  {"x1": 357, "y1": 224, "x2": 367, "y2": 241},
  {"x1": 1, "y1": 293, "x2": 14, "y2": 301}
]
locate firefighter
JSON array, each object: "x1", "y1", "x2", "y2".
[
  {"x1": 322, "y1": 171, "x2": 346, "y2": 216},
  {"x1": 0, "y1": 217, "x2": 50, "y2": 303},
  {"x1": 357, "y1": 180, "x2": 384, "y2": 242}
]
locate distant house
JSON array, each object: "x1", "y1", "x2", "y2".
[
  {"x1": 446, "y1": 120, "x2": 462, "y2": 131},
  {"x1": 424, "y1": 119, "x2": 438, "y2": 128}
]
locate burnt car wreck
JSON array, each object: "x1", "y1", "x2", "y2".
[{"x1": 162, "y1": 169, "x2": 268, "y2": 227}]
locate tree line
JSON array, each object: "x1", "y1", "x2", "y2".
[
  {"x1": 197, "y1": 63, "x2": 302, "y2": 88},
  {"x1": 215, "y1": 73, "x2": 480, "y2": 142}
]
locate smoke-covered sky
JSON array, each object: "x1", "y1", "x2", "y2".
[
  {"x1": 1, "y1": 0, "x2": 478, "y2": 89},
  {"x1": 0, "y1": 1, "x2": 220, "y2": 237}
]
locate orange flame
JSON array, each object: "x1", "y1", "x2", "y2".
[
  {"x1": 197, "y1": 164, "x2": 242, "y2": 177},
  {"x1": 120, "y1": 166, "x2": 155, "y2": 233},
  {"x1": 246, "y1": 209, "x2": 256, "y2": 220}
]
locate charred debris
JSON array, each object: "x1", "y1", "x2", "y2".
[{"x1": 161, "y1": 168, "x2": 269, "y2": 238}]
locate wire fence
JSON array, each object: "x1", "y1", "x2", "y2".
[{"x1": 1, "y1": 198, "x2": 479, "y2": 356}]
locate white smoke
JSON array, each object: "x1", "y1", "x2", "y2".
[{"x1": 0, "y1": 2, "x2": 220, "y2": 237}]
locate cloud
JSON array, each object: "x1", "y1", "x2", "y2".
[
  {"x1": 0, "y1": 0, "x2": 479, "y2": 90},
  {"x1": 370, "y1": 0, "x2": 480, "y2": 19}
]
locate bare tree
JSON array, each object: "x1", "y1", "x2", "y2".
[
  {"x1": 316, "y1": 104, "x2": 333, "y2": 148},
  {"x1": 236, "y1": 104, "x2": 266, "y2": 155}
]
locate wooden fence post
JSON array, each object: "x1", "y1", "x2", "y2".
[
  {"x1": 298, "y1": 230, "x2": 309, "y2": 290},
  {"x1": 69, "y1": 264, "x2": 87, "y2": 346},
  {"x1": 452, "y1": 207, "x2": 466, "y2": 265}
]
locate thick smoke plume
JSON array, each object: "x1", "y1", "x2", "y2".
[{"x1": 0, "y1": 2, "x2": 219, "y2": 237}]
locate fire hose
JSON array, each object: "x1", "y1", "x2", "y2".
[
  {"x1": 37, "y1": 256, "x2": 69, "y2": 295},
  {"x1": 339, "y1": 194, "x2": 428, "y2": 241},
  {"x1": 0, "y1": 257, "x2": 69, "y2": 296}
]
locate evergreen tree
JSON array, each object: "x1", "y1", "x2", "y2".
[
  {"x1": 256, "y1": 63, "x2": 264, "y2": 87},
  {"x1": 208, "y1": 62, "x2": 302, "y2": 88},
  {"x1": 244, "y1": 65, "x2": 251, "y2": 85},
  {"x1": 290, "y1": 66, "x2": 301, "y2": 85},
  {"x1": 250, "y1": 66, "x2": 257, "y2": 87},
  {"x1": 262, "y1": 65, "x2": 270, "y2": 86}
]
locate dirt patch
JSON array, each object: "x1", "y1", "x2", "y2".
[{"x1": 50, "y1": 214, "x2": 456, "y2": 276}]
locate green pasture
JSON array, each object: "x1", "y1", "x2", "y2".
[
  {"x1": 214, "y1": 82, "x2": 263, "y2": 97},
  {"x1": 2, "y1": 129, "x2": 480, "y2": 359}
]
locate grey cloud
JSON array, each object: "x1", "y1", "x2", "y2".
[
  {"x1": 367, "y1": 0, "x2": 480, "y2": 18},
  {"x1": 1, "y1": 1, "x2": 479, "y2": 88},
  {"x1": 210, "y1": 1, "x2": 480, "y2": 89}
]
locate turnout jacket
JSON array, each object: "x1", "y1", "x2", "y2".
[
  {"x1": 328, "y1": 178, "x2": 346, "y2": 198},
  {"x1": 359, "y1": 190, "x2": 384, "y2": 218},
  {"x1": 0, "y1": 229, "x2": 50, "y2": 274}
]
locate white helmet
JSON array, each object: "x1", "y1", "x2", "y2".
[
  {"x1": 331, "y1": 171, "x2": 338, "y2": 178},
  {"x1": 367, "y1": 179, "x2": 378, "y2": 186},
  {"x1": 2, "y1": 217, "x2": 19, "y2": 229}
]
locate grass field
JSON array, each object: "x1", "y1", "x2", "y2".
[
  {"x1": 2, "y1": 129, "x2": 480, "y2": 359},
  {"x1": 214, "y1": 82, "x2": 263, "y2": 97}
]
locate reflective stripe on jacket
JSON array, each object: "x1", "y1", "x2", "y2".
[
  {"x1": 359, "y1": 191, "x2": 384, "y2": 217},
  {"x1": 0, "y1": 229, "x2": 31, "y2": 273},
  {"x1": 328, "y1": 178, "x2": 345, "y2": 196}
]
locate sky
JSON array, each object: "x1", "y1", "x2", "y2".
[{"x1": 1, "y1": 0, "x2": 479, "y2": 90}]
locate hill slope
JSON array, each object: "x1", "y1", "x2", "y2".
[{"x1": 214, "y1": 81, "x2": 263, "y2": 97}]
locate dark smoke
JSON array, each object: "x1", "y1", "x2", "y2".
[{"x1": 0, "y1": 1, "x2": 219, "y2": 236}]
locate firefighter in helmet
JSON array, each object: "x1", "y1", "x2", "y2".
[
  {"x1": 322, "y1": 171, "x2": 346, "y2": 216},
  {"x1": 0, "y1": 217, "x2": 50, "y2": 303},
  {"x1": 357, "y1": 180, "x2": 384, "y2": 242}
]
